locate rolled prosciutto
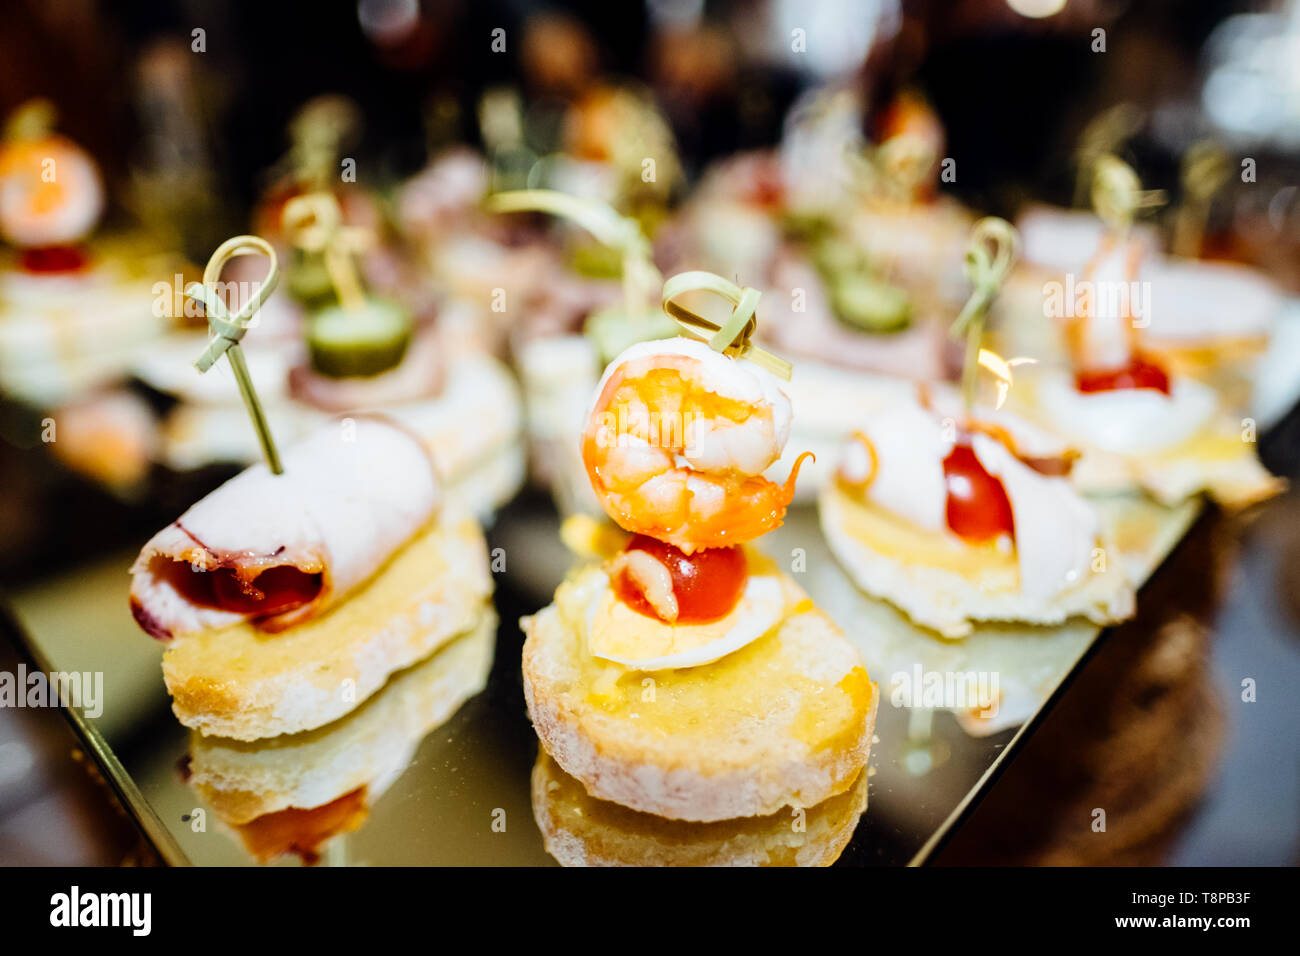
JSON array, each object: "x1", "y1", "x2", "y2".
[{"x1": 130, "y1": 417, "x2": 439, "y2": 639}]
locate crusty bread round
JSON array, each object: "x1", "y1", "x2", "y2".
[
  {"x1": 820, "y1": 484, "x2": 1135, "y2": 638},
  {"x1": 163, "y1": 511, "x2": 492, "y2": 740},
  {"x1": 521, "y1": 567, "x2": 877, "y2": 822},
  {"x1": 532, "y1": 750, "x2": 868, "y2": 866}
]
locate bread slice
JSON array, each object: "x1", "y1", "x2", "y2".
[
  {"x1": 187, "y1": 610, "x2": 496, "y2": 826},
  {"x1": 820, "y1": 483, "x2": 1135, "y2": 639},
  {"x1": 521, "y1": 565, "x2": 878, "y2": 822},
  {"x1": 532, "y1": 750, "x2": 868, "y2": 866},
  {"x1": 163, "y1": 511, "x2": 492, "y2": 740}
]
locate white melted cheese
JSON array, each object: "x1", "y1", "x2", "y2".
[{"x1": 1037, "y1": 372, "x2": 1217, "y2": 454}]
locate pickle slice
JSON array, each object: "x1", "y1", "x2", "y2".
[
  {"x1": 830, "y1": 273, "x2": 912, "y2": 332},
  {"x1": 287, "y1": 250, "x2": 337, "y2": 309},
  {"x1": 306, "y1": 299, "x2": 413, "y2": 378}
]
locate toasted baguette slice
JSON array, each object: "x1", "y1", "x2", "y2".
[
  {"x1": 188, "y1": 610, "x2": 496, "y2": 827},
  {"x1": 522, "y1": 566, "x2": 878, "y2": 822},
  {"x1": 532, "y1": 750, "x2": 868, "y2": 866},
  {"x1": 820, "y1": 484, "x2": 1135, "y2": 639},
  {"x1": 163, "y1": 511, "x2": 492, "y2": 740}
]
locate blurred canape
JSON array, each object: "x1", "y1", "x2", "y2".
[
  {"x1": 1000, "y1": 128, "x2": 1282, "y2": 412},
  {"x1": 0, "y1": 99, "x2": 171, "y2": 407},
  {"x1": 136, "y1": 105, "x2": 525, "y2": 520},
  {"x1": 667, "y1": 89, "x2": 974, "y2": 497},
  {"x1": 1005, "y1": 158, "x2": 1283, "y2": 509}
]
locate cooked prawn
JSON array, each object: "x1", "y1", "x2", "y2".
[{"x1": 582, "y1": 336, "x2": 810, "y2": 553}]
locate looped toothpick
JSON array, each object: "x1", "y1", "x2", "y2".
[
  {"x1": 875, "y1": 133, "x2": 937, "y2": 200},
  {"x1": 847, "y1": 133, "x2": 937, "y2": 204},
  {"x1": 661, "y1": 271, "x2": 792, "y2": 381},
  {"x1": 950, "y1": 216, "x2": 1018, "y2": 341},
  {"x1": 1173, "y1": 140, "x2": 1230, "y2": 257},
  {"x1": 950, "y1": 217, "x2": 1019, "y2": 410},
  {"x1": 1091, "y1": 155, "x2": 1166, "y2": 236},
  {"x1": 1072, "y1": 103, "x2": 1142, "y2": 207},
  {"x1": 185, "y1": 235, "x2": 284, "y2": 474},
  {"x1": 282, "y1": 191, "x2": 372, "y2": 312},
  {"x1": 486, "y1": 189, "x2": 660, "y2": 317}
]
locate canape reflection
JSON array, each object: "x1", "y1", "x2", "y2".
[
  {"x1": 180, "y1": 612, "x2": 495, "y2": 865},
  {"x1": 531, "y1": 750, "x2": 869, "y2": 867}
]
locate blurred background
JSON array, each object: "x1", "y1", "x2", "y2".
[{"x1": 0, "y1": 0, "x2": 1298, "y2": 865}]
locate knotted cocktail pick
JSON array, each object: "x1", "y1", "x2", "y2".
[
  {"x1": 186, "y1": 235, "x2": 283, "y2": 474},
  {"x1": 1072, "y1": 103, "x2": 1142, "y2": 208},
  {"x1": 1090, "y1": 155, "x2": 1166, "y2": 238},
  {"x1": 485, "y1": 189, "x2": 661, "y2": 319},
  {"x1": 660, "y1": 270, "x2": 792, "y2": 381},
  {"x1": 949, "y1": 217, "x2": 1019, "y2": 410},
  {"x1": 281, "y1": 190, "x2": 372, "y2": 312},
  {"x1": 1173, "y1": 140, "x2": 1229, "y2": 258}
]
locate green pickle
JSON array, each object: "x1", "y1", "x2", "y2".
[
  {"x1": 830, "y1": 273, "x2": 912, "y2": 332},
  {"x1": 287, "y1": 250, "x2": 337, "y2": 309},
  {"x1": 306, "y1": 298, "x2": 413, "y2": 378},
  {"x1": 811, "y1": 236, "x2": 913, "y2": 332}
]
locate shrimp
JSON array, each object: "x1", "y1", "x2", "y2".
[{"x1": 582, "y1": 336, "x2": 811, "y2": 553}]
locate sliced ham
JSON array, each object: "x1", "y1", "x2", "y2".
[
  {"x1": 130, "y1": 417, "x2": 439, "y2": 640},
  {"x1": 970, "y1": 433, "x2": 1097, "y2": 602}
]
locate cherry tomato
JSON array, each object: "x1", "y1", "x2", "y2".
[
  {"x1": 1075, "y1": 355, "x2": 1171, "y2": 396},
  {"x1": 614, "y1": 535, "x2": 747, "y2": 624},
  {"x1": 20, "y1": 244, "x2": 88, "y2": 274},
  {"x1": 943, "y1": 442, "x2": 1015, "y2": 542}
]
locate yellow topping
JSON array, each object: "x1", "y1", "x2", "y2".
[
  {"x1": 554, "y1": 564, "x2": 871, "y2": 754},
  {"x1": 832, "y1": 482, "x2": 1019, "y2": 588},
  {"x1": 1153, "y1": 428, "x2": 1254, "y2": 463}
]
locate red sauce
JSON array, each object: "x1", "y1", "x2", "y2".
[
  {"x1": 177, "y1": 563, "x2": 323, "y2": 619},
  {"x1": 20, "y1": 244, "x2": 89, "y2": 274},
  {"x1": 1075, "y1": 355, "x2": 1171, "y2": 396},
  {"x1": 613, "y1": 535, "x2": 747, "y2": 625},
  {"x1": 943, "y1": 442, "x2": 1015, "y2": 543},
  {"x1": 237, "y1": 787, "x2": 369, "y2": 865}
]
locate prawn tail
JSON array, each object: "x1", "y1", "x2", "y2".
[{"x1": 780, "y1": 450, "x2": 816, "y2": 504}]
